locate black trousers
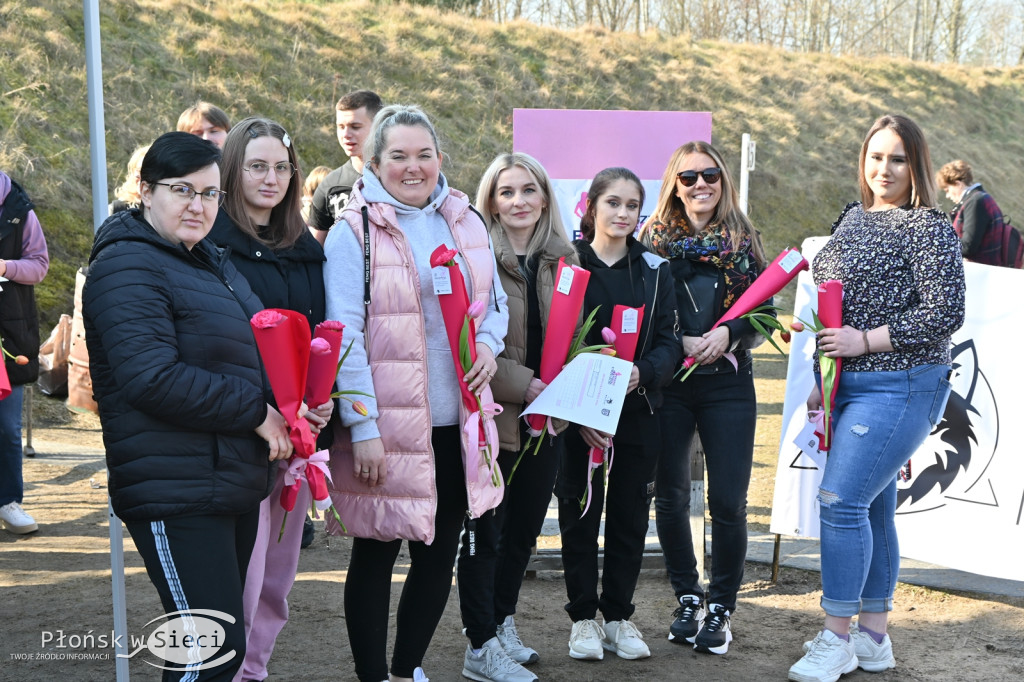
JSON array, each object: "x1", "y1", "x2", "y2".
[
  {"x1": 344, "y1": 426, "x2": 467, "y2": 681},
  {"x1": 556, "y1": 411, "x2": 659, "y2": 623},
  {"x1": 654, "y1": 364, "x2": 756, "y2": 613},
  {"x1": 126, "y1": 509, "x2": 259, "y2": 681},
  {"x1": 457, "y1": 420, "x2": 562, "y2": 648}
]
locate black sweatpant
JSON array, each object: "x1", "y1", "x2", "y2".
[
  {"x1": 126, "y1": 509, "x2": 259, "y2": 681},
  {"x1": 457, "y1": 420, "x2": 562, "y2": 648},
  {"x1": 556, "y1": 411, "x2": 659, "y2": 623},
  {"x1": 344, "y1": 425, "x2": 468, "y2": 681}
]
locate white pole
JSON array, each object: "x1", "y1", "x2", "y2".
[
  {"x1": 739, "y1": 133, "x2": 755, "y2": 216},
  {"x1": 84, "y1": 0, "x2": 107, "y2": 233},
  {"x1": 109, "y1": 499, "x2": 130, "y2": 681}
]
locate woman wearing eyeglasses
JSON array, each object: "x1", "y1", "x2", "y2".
[
  {"x1": 206, "y1": 117, "x2": 331, "y2": 682},
  {"x1": 639, "y1": 141, "x2": 771, "y2": 656},
  {"x1": 84, "y1": 132, "x2": 294, "y2": 681}
]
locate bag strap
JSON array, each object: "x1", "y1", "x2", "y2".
[{"x1": 361, "y1": 205, "x2": 371, "y2": 306}]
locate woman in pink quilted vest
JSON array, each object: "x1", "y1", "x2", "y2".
[{"x1": 323, "y1": 104, "x2": 509, "y2": 682}]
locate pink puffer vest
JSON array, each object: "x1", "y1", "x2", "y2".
[{"x1": 326, "y1": 186, "x2": 504, "y2": 544}]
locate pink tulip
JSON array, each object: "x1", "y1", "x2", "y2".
[
  {"x1": 790, "y1": 321, "x2": 805, "y2": 332},
  {"x1": 599, "y1": 347, "x2": 617, "y2": 356},
  {"x1": 352, "y1": 401, "x2": 369, "y2": 417},
  {"x1": 251, "y1": 309, "x2": 286, "y2": 329},
  {"x1": 310, "y1": 337, "x2": 332, "y2": 354},
  {"x1": 467, "y1": 300, "x2": 486, "y2": 319},
  {"x1": 601, "y1": 327, "x2": 616, "y2": 345}
]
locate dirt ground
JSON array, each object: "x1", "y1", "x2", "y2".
[{"x1": 3, "y1": 373, "x2": 1024, "y2": 681}]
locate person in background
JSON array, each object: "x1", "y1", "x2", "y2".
[
  {"x1": 302, "y1": 165, "x2": 331, "y2": 228},
  {"x1": 640, "y1": 141, "x2": 772, "y2": 656},
  {"x1": 309, "y1": 89, "x2": 383, "y2": 244},
  {"x1": 0, "y1": 170, "x2": 49, "y2": 536},
  {"x1": 177, "y1": 100, "x2": 231, "y2": 149},
  {"x1": 84, "y1": 133, "x2": 294, "y2": 681},
  {"x1": 205, "y1": 117, "x2": 331, "y2": 682},
  {"x1": 109, "y1": 144, "x2": 150, "y2": 214},
  {"x1": 558, "y1": 167, "x2": 679, "y2": 664},
  {"x1": 455, "y1": 152, "x2": 580, "y2": 682},
  {"x1": 936, "y1": 159, "x2": 1008, "y2": 266},
  {"x1": 788, "y1": 115, "x2": 964, "y2": 682},
  {"x1": 324, "y1": 104, "x2": 508, "y2": 682}
]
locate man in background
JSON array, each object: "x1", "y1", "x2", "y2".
[
  {"x1": 309, "y1": 89, "x2": 383, "y2": 245},
  {"x1": 937, "y1": 159, "x2": 1012, "y2": 266}
]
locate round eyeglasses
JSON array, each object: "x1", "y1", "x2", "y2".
[{"x1": 243, "y1": 162, "x2": 295, "y2": 179}]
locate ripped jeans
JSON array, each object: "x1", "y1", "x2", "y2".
[{"x1": 816, "y1": 365, "x2": 951, "y2": 618}]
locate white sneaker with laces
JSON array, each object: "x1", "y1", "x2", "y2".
[
  {"x1": 462, "y1": 638, "x2": 537, "y2": 682},
  {"x1": 496, "y1": 615, "x2": 539, "y2": 665},
  {"x1": 0, "y1": 501, "x2": 37, "y2": 534},
  {"x1": 801, "y1": 622, "x2": 894, "y2": 672},
  {"x1": 789, "y1": 629, "x2": 858, "y2": 682},
  {"x1": 601, "y1": 619, "x2": 651, "y2": 660},
  {"x1": 568, "y1": 619, "x2": 605, "y2": 660}
]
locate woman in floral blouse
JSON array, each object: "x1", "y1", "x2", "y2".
[
  {"x1": 640, "y1": 141, "x2": 772, "y2": 656},
  {"x1": 788, "y1": 115, "x2": 965, "y2": 682}
]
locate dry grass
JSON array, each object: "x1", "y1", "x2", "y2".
[{"x1": 4, "y1": 1, "x2": 1024, "y2": 327}]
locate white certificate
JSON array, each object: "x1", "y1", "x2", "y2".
[{"x1": 520, "y1": 353, "x2": 632, "y2": 434}]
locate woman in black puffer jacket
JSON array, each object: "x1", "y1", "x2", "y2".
[{"x1": 84, "y1": 132, "x2": 293, "y2": 682}]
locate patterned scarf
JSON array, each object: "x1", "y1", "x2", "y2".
[{"x1": 646, "y1": 212, "x2": 757, "y2": 311}]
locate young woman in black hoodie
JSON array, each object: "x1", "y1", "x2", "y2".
[{"x1": 558, "y1": 167, "x2": 680, "y2": 663}]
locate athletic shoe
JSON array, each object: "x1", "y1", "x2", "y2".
[
  {"x1": 462, "y1": 638, "x2": 537, "y2": 682},
  {"x1": 694, "y1": 603, "x2": 733, "y2": 654},
  {"x1": 0, "y1": 502, "x2": 38, "y2": 534},
  {"x1": 413, "y1": 667, "x2": 429, "y2": 682},
  {"x1": 568, "y1": 619, "x2": 605, "y2": 660},
  {"x1": 300, "y1": 515, "x2": 315, "y2": 548},
  {"x1": 850, "y1": 629, "x2": 895, "y2": 672},
  {"x1": 602, "y1": 619, "x2": 651, "y2": 660},
  {"x1": 496, "y1": 615, "x2": 539, "y2": 665},
  {"x1": 668, "y1": 594, "x2": 705, "y2": 644},
  {"x1": 789, "y1": 629, "x2": 859, "y2": 682}
]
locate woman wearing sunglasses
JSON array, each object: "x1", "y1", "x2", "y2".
[
  {"x1": 84, "y1": 132, "x2": 294, "y2": 681},
  {"x1": 639, "y1": 141, "x2": 771, "y2": 656},
  {"x1": 206, "y1": 117, "x2": 331, "y2": 682}
]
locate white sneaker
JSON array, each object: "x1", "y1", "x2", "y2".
[
  {"x1": 0, "y1": 501, "x2": 38, "y2": 534},
  {"x1": 801, "y1": 622, "x2": 894, "y2": 671},
  {"x1": 602, "y1": 619, "x2": 651, "y2": 660},
  {"x1": 496, "y1": 615, "x2": 539, "y2": 665},
  {"x1": 462, "y1": 638, "x2": 537, "y2": 682},
  {"x1": 412, "y1": 668, "x2": 429, "y2": 682},
  {"x1": 568, "y1": 619, "x2": 605, "y2": 660},
  {"x1": 789, "y1": 629, "x2": 858, "y2": 682}
]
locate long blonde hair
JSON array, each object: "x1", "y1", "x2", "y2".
[
  {"x1": 475, "y1": 152, "x2": 571, "y2": 262},
  {"x1": 113, "y1": 145, "x2": 150, "y2": 207},
  {"x1": 641, "y1": 141, "x2": 766, "y2": 267}
]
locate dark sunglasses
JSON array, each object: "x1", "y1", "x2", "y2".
[{"x1": 676, "y1": 167, "x2": 722, "y2": 187}]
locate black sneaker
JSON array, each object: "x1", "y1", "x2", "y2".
[
  {"x1": 300, "y1": 515, "x2": 315, "y2": 549},
  {"x1": 693, "y1": 603, "x2": 732, "y2": 655},
  {"x1": 667, "y1": 595, "x2": 705, "y2": 644}
]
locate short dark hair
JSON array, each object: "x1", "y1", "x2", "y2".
[
  {"x1": 140, "y1": 132, "x2": 221, "y2": 185},
  {"x1": 579, "y1": 167, "x2": 645, "y2": 242},
  {"x1": 336, "y1": 90, "x2": 383, "y2": 117}
]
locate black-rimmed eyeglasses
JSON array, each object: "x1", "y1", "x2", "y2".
[{"x1": 153, "y1": 182, "x2": 226, "y2": 204}]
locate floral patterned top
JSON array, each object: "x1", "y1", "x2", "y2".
[{"x1": 812, "y1": 203, "x2": 965, "y2": 372}]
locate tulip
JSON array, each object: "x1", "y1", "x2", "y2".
[
  {"x1": 780, "y1": 331, "x2": 791, "y2": 343},
  {"x1": 15, "y1": 355, "x2": 29, "y2": 365},
  {"x1": 601, "y1": 327, "x2": 616, "y2": 346},
  {"x1": 310, "y1": 337, "x2": 331, "y2": 355},
  {"x1": 467, "y1": 300, "x2": 486, "y2": 319},
  {"x1": 352, "y1": 401, "x2": 369, "y2": 417},
  {"x1": 429, "y1": 247, "x2": 459, "y2": 268},
  {"x1": 599, "y1": 347, "x2": 617, "y2": 356},
  {"x1": 251, "y1": 309, "x2": 286, "y2": 329},
  {"x1": 790, "y1": 321, "x2": 804, "y2": 332}
]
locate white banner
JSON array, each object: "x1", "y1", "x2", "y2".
[{"x1": 770, "y1": 238, "x2": 1024, "y2": 582}]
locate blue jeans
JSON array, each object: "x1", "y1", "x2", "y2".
[
  {"x1": 0, "y1": 385, "x2": 24, "y2": 506},
  {"x1": 654, "y1": 363, "x2": 756, "y2": 612},
  {"x1": 818, "y1": 365, "x2": 951, "y2": 617}
]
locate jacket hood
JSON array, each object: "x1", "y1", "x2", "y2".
[
  {"x1": 91, "y1": 208, "x2": 221, "y2": 264},
  {"x1": 360, "y1": 166, "x2": 450, "y2": 216},
  {"x1": 574, "y1": 235, "x2": 662, "y2": 270}
]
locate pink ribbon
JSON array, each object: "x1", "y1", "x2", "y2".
[
  {"x1": 281, "y1": 449, "x2": 334, "y2": 511},
  {"x1": 464, "y1": 401, "x2": 503, "y2": 478},
  {"x1": 581, "y1": 440, "x2": 615, "y2": 518},
  {"x1": 807, "y1": 410, "x2": 827, "y2": 451}
]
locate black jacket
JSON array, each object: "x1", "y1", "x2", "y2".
[
  {"x1": 666, "y1": 252, "x2": 772, "y2": 374},
  {"x1": 0, "y1": 179, "x2": 41, "y2": 385},
  {"x1": 574, "y1": 237, "x2": 680, "y2": 413},
  {"x1": 84, "y1": 209, "x2": 273, "y2": 522},
  {"x1": 208, "y1": 212, "x2": 326, "y2": 332}
]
